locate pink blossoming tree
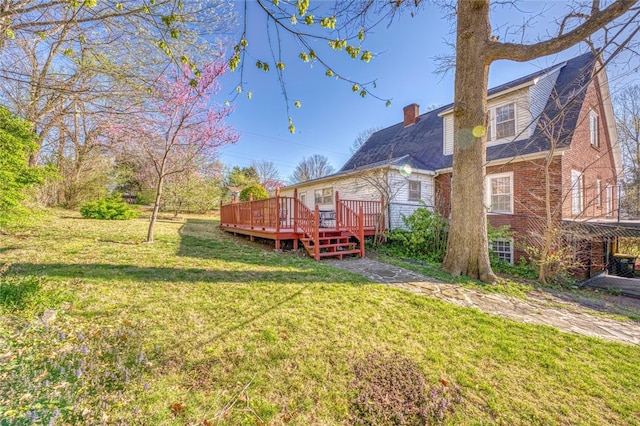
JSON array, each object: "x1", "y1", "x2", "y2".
[{"x1": 106, "y1": 61, "x2": 238, "y2": 242}]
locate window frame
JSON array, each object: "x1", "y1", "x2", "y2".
[
  {"x1": 488, "y1": 102, "x2": 516, "y2": 142},
  {"x1": 299, "y1": 192, "x2": 306, "y2": 205},
  {"x1": 408, "y1": 180, "x2": 422, "y2": 202},
  {"x1": 571, "y1": 170, "x2": 584, "y2": 215},
  {"x1": 314, "y1": 187, "x2": 333, "y2": 205},
  {"x1": 596, "y1": 179, "x2": 602, "y2": 208},
  {"x1": 605, "y1": 183, "x2": 613, "y2": 217},
  {"x1": 491, "y1": 238, "x2": 514, "y2": 264},
  {"x1": 589, "y1": 110, "x2": 599, "y2": 148},
  {"x1": 485, "y1": 172, "x2": 514, "y2": 214}
]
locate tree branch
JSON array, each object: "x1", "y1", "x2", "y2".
[{"x1": 486, "y1": 0, "x2": 638, "y2": 62}]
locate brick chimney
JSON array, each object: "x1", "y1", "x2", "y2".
[{"x1": 403, "y1": 103, "x2": 419, "y2": 127}]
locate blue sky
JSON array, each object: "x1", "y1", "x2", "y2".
[{"x1": 216, "y1": 2, "x2": 639, "y2": 182}]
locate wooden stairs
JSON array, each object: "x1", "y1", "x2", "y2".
[{"x1": 300, "y1": 230, "x2": 362, "y2": 260}]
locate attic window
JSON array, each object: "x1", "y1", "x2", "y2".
[
  {"x1": 488, "y1": 103, "x2": 516, "y2": 141},
  {"x1": 590, "y1": 110, "x2": 599, "y2": 147}
]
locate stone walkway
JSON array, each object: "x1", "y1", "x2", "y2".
[{"x1": 326, "y1": 258, "x2": 640, "y2": 345}]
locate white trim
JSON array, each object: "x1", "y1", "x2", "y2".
[
  {"x1": 605, "y1": 183, "x2": 613, "y2": 217},
  {"x1": 596, "y1": 179, "x2": 602, "y2": 208},
  {"x1": 485, "y1": 171, "x2": 514, "y2": 214},
  {"x1": 281, "y1": 162, "x2": 435, "y2": 191},
  {"x1": 314, "y1": 187, "x2": 333, "y2": 205},
  {"x1": 595, "y1": 62, "x2": 623, "y2": 180},
  {"x1": 408, "y1": 180, "x2": 421, "y2": 201},
  {"x1": 435, "y1": 148, "x2": 568, "y2": 175},
  {"x1": 487, "y1": 101, "x2": 517, "y2": 145},
  {"x1": 438, "y1": 80, "x2": 536, "y2": 117}
]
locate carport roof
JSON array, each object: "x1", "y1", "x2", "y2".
[{"x1": 562, "y1": 220, "x2": 640, "y2": 239}]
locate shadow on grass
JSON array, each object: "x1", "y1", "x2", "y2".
[
  {"x1": 0, "y1": 275, "x2": 40, "y2": 311},
  {"x1": 5, "y1": 262, "x2": 351, "y2": 284},
  {"x1": 177, "y1": 217, "x2": 310, "y2": 264}
]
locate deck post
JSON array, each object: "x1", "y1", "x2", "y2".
[
  {"x1": 314, "y1": 205, "x2": 320, "y2": 261},
  {"x1": 335, "y1": 191, "x2": 340, "y2": 230},
  {"x1": 380, "y1": 194, "x2": 385, "y2": 232},
  {"x1": 293, "y1": 188, "x2": 298, "y2": 232},
  {"x1": 249, "y1": 194, "x2": 254, "y2": 230},
  {"x1": 275, "y1": 190, "x2": 280, "y2": 233},
  {"x1": 359, "y1": 206, "x2": 365, "y2": 258}
]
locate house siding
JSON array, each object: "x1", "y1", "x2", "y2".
[
  {"x1": 388, "y1": 171, "x2": 434, "y2": 229},
  {"x1": 280, "y1": 175, "x2": 380, "y2": 211},
  {"x1": 443, "y1": 88, "x2": 532, "y2": 155},
  {"x1": 529, "y1": 67, "x2": 562, "y2": 135},
  {"x1": 281, "y1": 168, "x2": 434, "y2": 231},
  {"x1": 561, "y1": 74, "x2": 618, "y2": 220}
]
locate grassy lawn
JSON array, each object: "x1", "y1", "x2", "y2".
[{"x1": 1, "y1": 210, "x2": 639, "y2": 425}]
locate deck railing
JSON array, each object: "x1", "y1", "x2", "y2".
[
  {"x1": 220, "y1": 190, "x2": 384, "y2": 260},
  {"x1": 337, "y1": 193, "x2": 386, "y2": 232},
  {"x1": 220, "y1": 196, "x2": 302, "y2": 231}
]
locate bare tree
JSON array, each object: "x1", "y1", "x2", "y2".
[
  {"x1": 251, "y1": 159, "x2": 283, "y2": 192},
  {"x1": 350, "y1": 127, "x2": 381, "y2": 154},
  {"x1": 353, "y1": 164, "x2": 405, "y2": 246},
  {"x1": 615, "y1": 84, "x2": 640, "y2": 218},
  {"x1": 290, "y1": 154, "x2": 335, "y2": 183}
]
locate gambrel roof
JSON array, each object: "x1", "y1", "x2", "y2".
[{"x1": 340, "y1": 51, "x2": 600, "y2": 173}]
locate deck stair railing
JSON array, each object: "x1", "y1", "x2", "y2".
[
  {"x1": 335, "y1": 192, "x2": 367, "y2": 258},
  {"x1": 220, "y1": 189, "x2": 385, "y2": 261}
]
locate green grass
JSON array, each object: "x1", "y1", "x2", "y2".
[{"x1": 1, "y1": 210, "x2": 639, "y2": 425}]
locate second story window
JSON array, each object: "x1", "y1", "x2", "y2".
[
  {"x1": 314, "y1": 187, "x2": 332, "y2": 205},
  {"x1": 590, "y1": 110, "x2": 599, "y2": 147},
  {"x1": 488, "y1": 103, "x2": 516, "y2": 141},
  {"x1": 495, "y1": 103, "x2": 516, "y2": 139},
  {"x1": 408, "y1": 180, "x2": 421, "y2": 201}
]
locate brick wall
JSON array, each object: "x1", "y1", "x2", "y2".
[
  {"x1": 433, "y1": 76, "x2": 616, "y2": 271},
  {"x1": 561, "y1": 74, "x2": 618, "y2": 219}
]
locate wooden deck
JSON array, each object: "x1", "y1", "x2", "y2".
[{"x1": 219, "y1": 191, "x2": 384, "y2": 260}]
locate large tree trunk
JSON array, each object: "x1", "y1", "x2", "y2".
[{"x1": 442, "y1": 0, "x2": 497, "y2": 283}]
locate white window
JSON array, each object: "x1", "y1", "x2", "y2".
[
  {"x1": 605, "y1": 184, "x2": 613, "y2": 216},
  {"x1": 299, "y1": 192, "x2": 306, "y2": 204},
  {"x1": 596, "y1": 179, "x2": 601, "y2": 208},
  {"x1": 486, "y1": 172, "x2": 513, "y2": 214},
  {"x1": 488, "y1": 103, "x2": 516, "y2": 141},
  {"x1": 590, "y1": 110, "x2": 599, "y2": 147},
  {"x1": 314, "y1": 187, "x2": 332, "y2": 205},
  {"x1": 571, "y1": 170, "x2": 583, "y2": 215},
  {"x1": 491, "y1": 238, "x2": 514, "y2": 264},
  {"x1": 408, "y1": 180, "x2": 421, "y2": 201}
]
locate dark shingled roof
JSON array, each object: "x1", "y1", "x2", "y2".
[{"x1": 340, "y1": 51, "x2": 597, "y2": 173}]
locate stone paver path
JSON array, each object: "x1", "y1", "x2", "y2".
[{"x1": 326, "y1": 258, "x2": 640, "y2": 345}]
